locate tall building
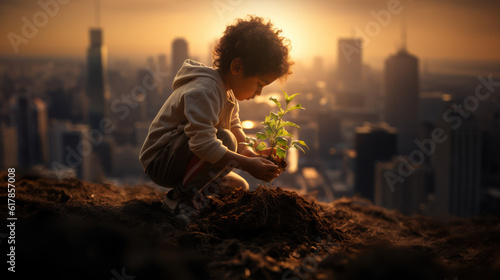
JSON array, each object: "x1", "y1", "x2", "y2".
[
  {"x1": 481, "y1": 109, "x2": 500, "y2": 216},
  {"x1": 86, "y1": 27, "x2": 109, "y2": 131},
  {"x1": 172, "y1": 38, "x2": 188, "y2": 76},
  {"x1": 49, "y1": 122, "x2": 101, "y2": 181},
  {"x1": 61, "y1": 126, "x2": 92, "y2": 181},
  {"x1": 384, "y1": 46, "x2": 419, "y2": 155},
  {"x1": 317, "y1": 111, "x2": 341, "y2": 160},
  {"x1": 158, "y1": 54, "x2": 168, "y2": 73},
  {"x1": 354, "y1": 122, "x2": 398, "y2": 201},
  {"x1": 375, "y1": 158, "x2": 431, "y2": 216},
  {"x1": 112, "y1": 144, "x2": 144, "y2": 179},
  {"x1": 11, "y1": 89, "x2": 49, "y2": 168},
  {"x1": 157, "y1": 54, "x2": 168, "y2": 95},
  {"x1": 0, "y1": 124, "x2": 17, "y2": 170},
  {"x1": 337, "y1": 38, "x2": 362, "y2": 90},
  {"x1": 419, "y1": 91, "x2": 452, "y2": 124},
  {"x1": 336, "y1": 38, "x2": 364, "y2": 108},
  {"x1": 431, "y1": 114, "x2": 482, "y2": 218},
  {"x1": 137, "y1": 68, "x2": 162, "y2": 121}
]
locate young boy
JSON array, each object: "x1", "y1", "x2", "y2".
[{"x1": 139, "y1": 16, "x2": 293, "y2": 214}]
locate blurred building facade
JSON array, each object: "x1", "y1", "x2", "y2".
[
  {"x1": 11, "y1": 90, "x2": 49, "y2": 168},
  {"x1": 431, "y1": 115, "x2": 482, "y2": 218},
  {"x1": 354, "y1": 122, "x2": 398, "y2": 201},
  {"x1": 86, "y1": 28, "x2": 109, "y2": 131},
  {"x1": 335, "y1": 38, "x2": 364, "y2": 108},
  {"x1": 384, "y1": 47, "x2": 419, "y2": 155},
  {"x1": 172, "y1": 38, "x2": 189, "y2": 76},
  {"x1": 0, "y1": 124, "x2": 18, "y2": 170},
  {"x1": 375, "y1": 158, "x2": 432, "y2": 216}
]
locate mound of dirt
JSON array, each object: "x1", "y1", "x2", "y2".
[
  {"x1": 191, "y1": 186, "x2": 344, "y2": 242},
  {"x1": 1, "y1": 172, "x2": 500, "y2": 280}
]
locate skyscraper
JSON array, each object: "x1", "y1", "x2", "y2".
[
  {"x1": 432, "y1": 114, "x2": 482, "y2": 218},
  {"x1": 172, "y1": 38, "x2": 189, "y2": 76},
  {"x1": 354, "y1": 122, "x2": 398, "y2": 201},
  {"x1": 11, "y1": 89, "x2": 49, "y2": 168},
  {"x1": 158, "y1": 54, "x2": 168, "y2": 73},
  {"x1": 384, "y1": 46, "x2": 419, "y2": 155},
  {"x1": 317, "y1": 111, "x2": 341, "y2": 160},
  {"x1": 84, "y1": 2, "x2": 111, "y2": 181},
  {"x1": 336, "y1": 38, "x2": 364, "y2": 108},
  {"x1": 0, "y1": 124, "x2": 17, "y2": 170},
  {"x1": 86, "y1": 27, "x2": 108, "y2": 131},
  {"x1": 61, "y1": 125, "x2": 92, "y2": 181},
  {"x1": 481, "y1": 109, "x2": 500, "y2": 216},
  {"x1": 375, "y1": 158, "x2": 431, "y2": 216}
]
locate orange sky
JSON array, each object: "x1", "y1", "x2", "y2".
[{"x1": 1, "y1": 0, "x2": 499, "y2": 67}]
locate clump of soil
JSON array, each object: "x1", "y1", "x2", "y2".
[
  {"x1": 190, "y1": 186, "x2": 343, "y2": 243},
  {"x1": 264, "y1": 154, "x2": 288, "y2": 173}
]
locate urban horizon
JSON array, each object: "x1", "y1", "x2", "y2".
[{"x1": 1, "y1": 0, "x2": 499, "y2": 220}]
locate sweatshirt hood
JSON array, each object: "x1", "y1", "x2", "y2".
[{"x1": 172, "y1": 59, "x2": 226, "y2": 91}]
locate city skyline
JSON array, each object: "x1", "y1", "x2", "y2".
[
  {"x1": 1, "y1": 0, "x2": 500, "y2": 68},
  {"x1": 1, "y1": 0, "x2": 499, "y2": 218}
]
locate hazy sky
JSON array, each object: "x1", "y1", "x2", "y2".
[{"x1": 1, "y1": 0, "x2": 499, "y2": 67}]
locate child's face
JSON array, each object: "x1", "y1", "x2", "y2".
[
  {"x1": 225, "y1": 58, "x2": 280, "y2": 101},
  {"x1": 231, "y1": 72, "x2": 279, "y2": 101}
]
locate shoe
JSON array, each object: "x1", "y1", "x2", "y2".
[{"x1": 162, "y1": 190, "x2": 179, "y2": 214}]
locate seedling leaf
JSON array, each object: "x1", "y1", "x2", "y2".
[
  {"x1": 276, "y1": 136, "x2": 288, "y2": 146},
  {"x1": 256, "y1": 132, "x2": 267, "y2": 140},
  {"x1": 286, "y1": 104, "x2": 305, "y2": 112},
  {"x1": 252, "y1": 90, "x2": 308, "y2": 168},
  {"x1": 276, "y1": 146, "x2": 287, "y2": 159},
  {"x1": 292, "y1": 143, "x2": 306, "y2": 154},
  {"x1": 285, "y1": 93, "x2": 300, "y2": 105},
  {"x1": 279, "y1": 121, "x2": 300, "y2": 130},
  {"x1": 269, "y1": 96, "x2": 281, "y2": 109},
  {"x1": 256, "y1": 142, "x2": 267, "y2": 151}
]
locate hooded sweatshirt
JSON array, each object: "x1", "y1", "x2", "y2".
[{"x1": 139, "y1": 59, "x2": 241, "y2": 171}]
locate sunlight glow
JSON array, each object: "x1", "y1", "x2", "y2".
[
  {"x1": 302, "y1": 167, "x2": 319, "y2": 179},
  {"x1": 441, "y1": 93, "x2": 452, "y2": 102},
  {"x1": 241, "y1": 120, "x2": 255, "y2": 129}
]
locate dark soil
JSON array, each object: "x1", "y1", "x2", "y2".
[{"x1": 1, "y1": 172, "x2": 499, "y2": 280}]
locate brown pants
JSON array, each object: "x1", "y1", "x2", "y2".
[{"x1": 145, "y1": 129, "x2": 248, "y2": 197}]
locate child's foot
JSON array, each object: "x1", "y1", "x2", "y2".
[
  {"x1": 162, "y1": 190, "x2": 199, "y2": 222},
  {"x1": 161, "y1": 189, "x2": 180, "y2": 214}
]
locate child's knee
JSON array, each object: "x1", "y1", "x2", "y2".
[
  {"x1": 216, "y1": 129, "x2": 237, "y2": 152},
  {"x1": 239, "y1": 178, "x2": 250, "y2": 191},
  {"x1": 229, "y1": 172, "x2": 249, "y2": 191}
]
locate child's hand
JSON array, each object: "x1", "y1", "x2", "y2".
[
  {"x1": 240, "y1": 146, "x2": 259, "y2": 157},
  {"x1": 257, "y1": 147, "x2": 276, "y2": 157},
  {"x1": 246, "y1": 157, "x2": 279, "y2": 182}
]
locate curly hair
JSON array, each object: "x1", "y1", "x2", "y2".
[{"x1": 213, "y1": 16, "x2": 293, "y2": 78}]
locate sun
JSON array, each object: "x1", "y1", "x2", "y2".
[{"x1": 211, "y1": 2, "x2": 316, "y2": 61}]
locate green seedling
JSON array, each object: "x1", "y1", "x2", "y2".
[{"x1": 242, "y1": 90, "x2": 309, "y2": 171}]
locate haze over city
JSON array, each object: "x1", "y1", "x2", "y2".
[
  {"x1": 1, "y1": 0, "x2": 500, "y2": 69},
  {"x1": 1, "y1": 1, "x2": 500, "y2": 278}
]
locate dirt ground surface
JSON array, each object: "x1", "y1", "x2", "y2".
[{"x1": 1, "y1": 172, "x2": 499, "y2": 280}]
